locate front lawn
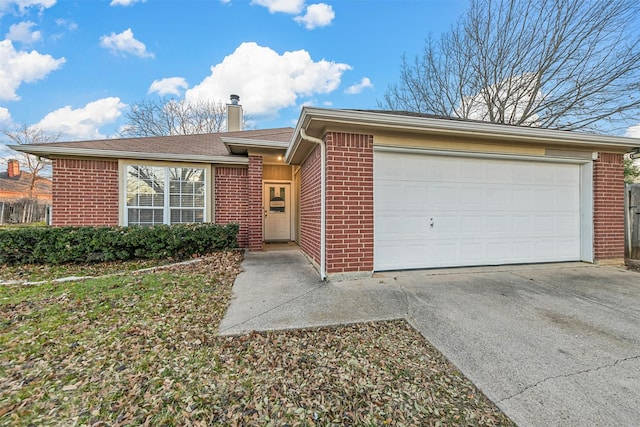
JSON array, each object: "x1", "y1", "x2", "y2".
[{"x1": 0, "y1": 252, "x2": 514, "y2": 426}]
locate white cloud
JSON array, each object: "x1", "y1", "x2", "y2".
[
  {"x1": 0, "y1": 109, "x2": 15, "y2": 160},
  {"x1": 6, "y1": 21, "x2": 41, "y2": 44},
  {"x1": 251, "y1": 0, "x2": 304, "y2": 14},
  {"x1": 148, "y1": 77, "x2": 188, "y2": 96},
  {"x1": 626, "y1": 124, "x2": 640, "y2": 138},
  {"x1": 110, "y1": 0, "x2": 145, "y2": 6},
  {"x1": 0, "y1": 39, "x2": 65, "y2": 101},
  {"x1": 99, "y1": 28, "x2": 154, "y2": 58},
  {"x1": 457, "y1": 73, "x2": 542, "y2": 126},
  {"x1": 294, "y1": 3, "x2": 334, "y2": 29},
  {"x1": 185, "y1": 42, "x2": 351, "y2": 118},
  {"x1": 0, "y1": 107, "x2": 11, "y2": 125},
  {"x1": 345, "y1": 77, "x2": 373, "y2": 95},
  {"x1": 0, "y1": 0, "x2": 55, "y2": 15},
  {"x1": 35, "y1": 97, "x2": 127, "y2": 140},
  {"x1": 55, "y1": 18, "x2": 78, "y2": 31}
]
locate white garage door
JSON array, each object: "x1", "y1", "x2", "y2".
[{"x1": 374, "y1": 151, "x2": 582, "y2": 271}]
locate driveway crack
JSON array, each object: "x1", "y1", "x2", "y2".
[
  {"x1": 393, "y1": 276, "x2": 439, "y2": 324},
  {"x1": 393, "y1": 276, "x2": 413, "y2": 319},
  {"x1": 497, "y1": 354, "x2": 640, "y2": 404}
]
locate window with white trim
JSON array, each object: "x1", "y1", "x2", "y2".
[{"x1": 125, "y1": 165, "x2": 206, "y2": 226}]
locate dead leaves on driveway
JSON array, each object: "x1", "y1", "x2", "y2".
[{"x1": 1, "y1": 251, "x2": 513, "y2": 426}]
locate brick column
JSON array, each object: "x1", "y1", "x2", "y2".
[
  {"x1": 215, "y1": 167, "x2": 249, "y2": 247},
  {"x1": 247, "y1": 155, "x2": 263, "y2": 251},
  {"x1": 593, "y1": 152, "x2": 625, "y2": 260},
  {"x1": 325, "y1": 132, "x2": 374, "y2": 276}
]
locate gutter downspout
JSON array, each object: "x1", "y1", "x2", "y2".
[{"x1": 300, "y1": 129, "x2": 327, "y2": 281}]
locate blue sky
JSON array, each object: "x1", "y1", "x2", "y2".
[{"x1": 0, "y1": 0, "x2": 468, "y2": 157}]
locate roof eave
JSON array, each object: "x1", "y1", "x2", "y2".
[
  {"x1": 8, "y1": 145, "x2": 249, "y2": 165},
  {"x1": 221, "y1": 137, "x2": 289, "y2": 155},
  {"x1": 287, "y1": 108, "x2": 640, "y2": 161},
  {"x1": 285, "y1": 108, "x2": 314, "y2": 164}
]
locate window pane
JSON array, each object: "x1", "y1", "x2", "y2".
[
  {"x1": 268, "y1": 186, "x2": 286, "y2": 213},
  {"x1": 138, "y1": 194, "x2": 152, "y2": 206},
  {"x1": 126, "y1": 165, "x2": 205, "y2": 225},
  {"x1": 181, "y1": 181, "x2": 194, "y2": 194},
  {"x1": 184, "y1": 209, "x2": 195, "y2": 222},
  {"x1": 170, "y1": 209, "x2": 181, "y2": 224},
  {"x1": 182, "y1": 195, "x2": 195, "y2": 207},
  {"x1": 153, "y1": 193, "x2": 164, "y2": 206},
  {"x1": 128, "y1": 208, "x2": 163, "y2": 226},
  {"x1": 170, "y1": 209, "x2": 204, "y2": 224},
  {"x1": 128, "y1": 208, "x2": 139, "y2": 224},
  {"x1": 194, "y1": 181, "x2": 204, "y2": 195}
]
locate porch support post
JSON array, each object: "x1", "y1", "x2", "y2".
[{"x1": 247, "y1": 155, "x2": 263, "y2": 251}]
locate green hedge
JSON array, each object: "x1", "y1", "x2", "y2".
[{"x1": 0, "y1": 223, "x2": 239, "y2": 265}]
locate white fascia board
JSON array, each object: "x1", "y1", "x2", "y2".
[
  {"x1": 8, "y1": 145, "x2": 249, "y2": 165},
  {"x1": 285, "y1": 108, "x2": 314, "y2": 163},
  {"x1": 294, "y1": 107, "x2": 640, "y2": 151},
  {"x1": 221, "y1": 137, "x2": 289, "y2": 150}
]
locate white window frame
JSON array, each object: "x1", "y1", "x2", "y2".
[{"x1": 119, "y1": 160, "x2": 212, "y2": 226}]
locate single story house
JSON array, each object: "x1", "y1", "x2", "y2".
[{"x1": 13, "y1": 97, "x2": 639, "y2": 279}]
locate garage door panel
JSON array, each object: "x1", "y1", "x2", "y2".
[
  {"x1": 487, "y1": 215, "x2": 510, "y2": 232},
  {"x1": 461, "y1": 186, "x2": 484, "y2": 205},
  {"x1": 512, "y1": 215, "x2": 534, "y2": 233},
  {"x1": 374, "y1": 151, "x2": 582, "y2": 270},
  {"x1": 461, "y1": 215, "x2": 484, "y2": 233},
  {"x1": 432, "y1": 184, "x2": 460, "y2": 205}
]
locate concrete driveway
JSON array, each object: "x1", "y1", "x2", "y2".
[{"x1": 219, "y1": 249, "x2": 640, "y2": 427}]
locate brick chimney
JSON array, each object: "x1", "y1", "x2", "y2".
[
  {"x1": 226, "y1": 94, "x2": 243, "y2": 132},
  {"x1": 7, "y1": 159, "x2": 20, "y2": 178}
]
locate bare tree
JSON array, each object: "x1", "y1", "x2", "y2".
[
  {"x1": 2, "y1": 125, "x2": 58, "y2": 198},
  {"x1": 381, "y1": 0, "x2": 640, "y2": 133},
  {"x1": 120, "y1": 98, "x2": 227, "y2": 137}
]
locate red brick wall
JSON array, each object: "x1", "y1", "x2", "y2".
[
  {"x1": 325, "y1": 132, "x2": 374, "y2": 275},
  {"x1": 300, "y1": 145, "x2": 322, "y2": 265},
  {"x1": 593, "y1": 152, "x2": 625, "y2": 260},
  {"x1": 247, "y1": 155, "x2": 263, "y2": 251},
  {"x1": 52, "y1": 158, "x2": 118, "y2": 226},
  {"x1": 215, "y1": 166, "x2": 249, "y2": 248}
]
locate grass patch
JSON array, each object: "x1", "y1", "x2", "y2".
[
  {"x1": 0, "y1": 258, "x2": 179, "y2": 283},
  {"x1": 0, "y1": 252, "x2": 514, "y2": 426}
]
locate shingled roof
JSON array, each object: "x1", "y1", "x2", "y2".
[{"x1": 16, "y1": 128, "x2": 294, "y2": 160}]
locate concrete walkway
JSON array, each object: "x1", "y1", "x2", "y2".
[
  {"x1": 219, "y1": 249, "x2": 409, "y2": 334},
  {"x1": 219, "y1": 248, "x2": 640, "y2": 427}
]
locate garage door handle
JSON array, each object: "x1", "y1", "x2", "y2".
[{"x1": 430, "y1": 218, "x2": 434, "y2": 228}]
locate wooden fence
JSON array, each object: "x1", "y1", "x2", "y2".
[{"x1": 0, "y1": 199, "x2": 50, "y2": 225}]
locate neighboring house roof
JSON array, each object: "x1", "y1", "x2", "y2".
[
  {"x1": 0, "y1": 171, "x2": 52, "y2": 202},
  {"x1": 10, "y1": 128, "x2": 294, "y2": 164}
]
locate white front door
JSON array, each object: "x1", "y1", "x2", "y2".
[{"x1": 264, "y1": 182, "x2": 291, "y2": 241}]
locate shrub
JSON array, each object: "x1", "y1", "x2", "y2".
[{"x1": 0, "y1": 223, "x2": 239, "y2": 265}]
